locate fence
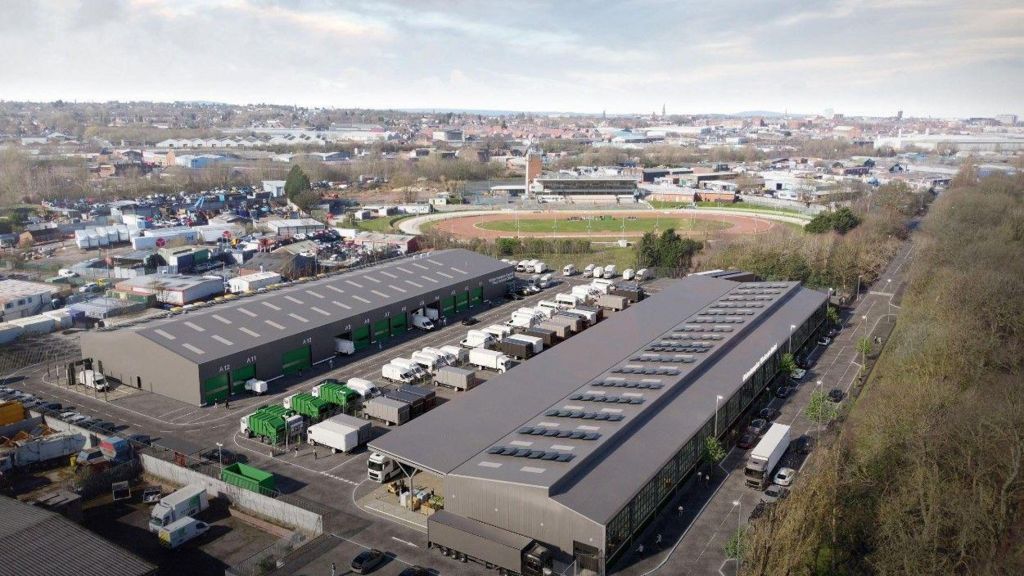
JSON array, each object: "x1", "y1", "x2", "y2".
[
  {"x1": 139, "y1": 453, "x2": 323, "y2": 536},
  {"x1": 226, "y1": 531, "x2": 310, "y2": 576}
]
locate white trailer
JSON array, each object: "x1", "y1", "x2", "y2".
[
  {"x1": 469, "y1": 348, "x2": 514, "y2": 373},
  {"x1": 307, "y1": 413, "x2": 372, "y2": 453},
  {"x1": 744, "y1": 423, "x2": 791, "y2": 489}
]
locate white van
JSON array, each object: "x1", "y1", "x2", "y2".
[
  {"x1": 77, "y1": 370, "x2": 109, "y2": 391},
  {"x1": 562, "y1": 264, "x2": 577, "y2": 276}
]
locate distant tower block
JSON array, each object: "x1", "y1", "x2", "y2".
[
  {"x1": 662, "y1": 103, "x2": 666, "y2": 117},
  {"x1": 526, "y1": 153, "x2": 542, "y2": 190}
]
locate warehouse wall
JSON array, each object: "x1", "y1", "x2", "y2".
[
  {"x1": 140, "y1": 453, "x2": 323, "y2": 536},
  {"x1": 445, "y1": 474, "x2": 603, "y2": 564},
  {"x1": 80, "y1": 331, "x2": 201, "y2": 405}
]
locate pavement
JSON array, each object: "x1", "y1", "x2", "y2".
[{"x1": 611, "y1": 233, "x2": 916, "y2": 575}]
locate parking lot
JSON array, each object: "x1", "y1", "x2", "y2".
[{"x1": 3, "y1": 270, "x2": 671, "y2": 575}]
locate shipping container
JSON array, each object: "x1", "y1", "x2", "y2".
[
  {"x1": 433, "y1": 366, "x2": 480, "y2": 391},
  {"x1": 221, "y1": 462, "x2": 277, "y2": 494},
  {"x1": 363, "y1": 396, "x2": 410, "y2": 426}
]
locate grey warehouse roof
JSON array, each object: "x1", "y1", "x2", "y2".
[
  {"x1": 0, "y1": 496, "x2": 156, "y2": 576},
  {"x1": 370, "y1": 275, "x2": 826, "y2": 523},
  {"x1": 119, "y1": 249, "x2": 510, "y2": 363}
]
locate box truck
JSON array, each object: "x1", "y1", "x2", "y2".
[
  {"x1": 158, "y1": 517, "x2": 210, "y2": 549},
  {"x1": 390, "y1": 358, "x2": 429, "y2": 380},
  {"x1": 438, "y1": 345, "x2": 469, "y2": 365},
  {"x1": 622, "y1": 268, "x2": 635, "y2": 281},
  {"x1": 745, "y1": 423, "x2": 791, "y2": 489},
  {"x1": 537, "y1": 320, "x2": 571, "y2": 340},
  {"x1": 592, "y1": 265, "x2": 604, "y2": 279},
  {"x1": 411, "y1": 351, "x2": 446, "y2": 373},
  {"x1": 149, "y1": 484, "x2": 209, "y2": 533},
  {"x1": 428, "y1": 511, "x2": 553, "y2": 576},
  {"x1": 243, "y1": 378, "x2": 268, "y2": 395},
  {"x1": 482, "y1": 324, "x2": 513, "y2": 339},
  {"x1": 460, "y1": 330, "x2": 495, "y2": 349},
  {"x1": 433, "y1": 366, "x2": 480, "y2": 391},
  {"x1": 521, "y1": 326, "x2": 556, "y2": 347},
  {"x1": 385, "y1": 386, "x2": 435, "y2": 418},
  {"x1": 597, "y1": 294, "x2": 629, "y2": 311},
  {"x1": 345, "y1": 378, "x2": 381, "y2": 399},
  {"x1": 335, "y1": 337, "x2": 356, "y2": 355},
  {"x1": 76, "y1": 370, "x2": 109, "y2": 391},
  {"x1": 508, "y1": 334, "x2": 543, "y2": 354},
  {"x1": 554, "y1": 293, "x2": 581, "y2": 308},
  {"x1": 363, "y1": 396, "x2": 410, "y2": 426},
  {"x1": 307, "y1": 413, "x2": 373, "y2": 453},
  {"x1": 469, "y1": 348, "x2": 513, "y2": 373},
  {"x1": 422, "y1": 346, "x2": 458, "y2": 366},
  {"x1": 497, "y1": 338, "x2": 533, "y2": 360},
  {"x1": 583, "y1": 264, "x2": 596, "y2": 277}
]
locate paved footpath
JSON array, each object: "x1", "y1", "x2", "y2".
[{"x1": 613, "y1": 233, "x2": 916, "y2": 576}]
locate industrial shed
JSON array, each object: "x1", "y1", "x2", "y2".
[
  {"x1": 80, "y1": 249, "x2": 513, "y2": 405},
  {"x1": 371, "y1": 275, "x2": 828, "y2": 574}
]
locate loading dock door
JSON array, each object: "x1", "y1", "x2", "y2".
[
  {"x1": 390, "y1": 313, "x2": 407, "y2": 335},
  {"x1": 231, "y1": 365, "x2": 256, "y2": 393},
  {"x1": 352, "y1": 325, "x2": 371, "y2": 350},
  {"x1": 373, "y1": 319, "x2": 390, "y2": 342},
  {"x1": 202, "y1": 373, "x2": 230, "y2": 405},
  {"x1": 281, "y1": 346, "x2": 311, "y2": 376},
  {"x1": 441, "y1": 296, "x2": 456, "y2": 316},
  {"x1": 455, "y1": 291, "x2": 469, "y2": 311},
  {"x1": 470, "y1": 287, "x2": 483, "y2": 306}
]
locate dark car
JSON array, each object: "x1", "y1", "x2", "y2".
[
  {"x1": 746, "y1": 418, "x2": 769, "y2": 436},
  {"x1": 200, "y1": 448, "x2": 244, "y2": 466},
  {"x1": 461, "y1": 316, "x2": 480, "y2": 326},
  {"x1": 94, "y1": 420, "x2": 118, "y2": 433},
  {"x1": 127, "y1": 434, "x2": 152, "y2": 446},
  {"x1": 39, "y1": 401, "x2": 63, "y2": 412},
  {"x1": 351, "y1": 549, "x2": 386, "y2": 574},
  {"x1": 775, "y1": 386, "x2": 793, "y2": 399},
  {"x1": 792, "y1": 435, "x2": 815, "y2": 455},
  {"x1": 794, "y1": 354, "x2": 810, "y2": 369},
  {"x1": 738, "y1": 433, "x2": 758, "y2": 449},
  {"x1": 758, "y1": 407, "x2": 780, "y2": 421},
  {"x1": 398, "y1": 567, "x2": 430, "y2": 576},
  {"x1": 828, "y1": 388, "x2": 844, "y2": 402}
]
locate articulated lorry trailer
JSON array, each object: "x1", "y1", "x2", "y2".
[
  {"x1": 307, "y1": 413, "x2": 373, "y2": 453},
  {"x1": 428, "y1": 510, "x2": 552, "y2": 576},
  {"x1": 745, "y1": 423, "x2": 791, "y2": 489}
]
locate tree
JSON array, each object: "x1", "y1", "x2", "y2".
[
  {"x1": 291, "y1": 190, "x2": 322, "y2": 213},
  {"x1": 284, "y1": 164, "x2": 311, "y2": 201},
  {"x1": 702, "y1": 436, "x2": 727, "y2": 469},
  {"x1": 780, "y1": 353, "x2": 797, "y2": 375},
  {"x1": 826, "y1": 305, "x2": 840, "y2": 326},
  {"x1": 805, "y1": 390, "x2": 840, "y2": 426},
  {"x1": 856, "y1": 337, "x2": 873, "y2": 371}
]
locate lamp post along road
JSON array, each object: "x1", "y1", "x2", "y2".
[{"x1": 714, "y1": 394, "x2": 724, "y2": 437}]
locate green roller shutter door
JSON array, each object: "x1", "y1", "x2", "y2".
[
  {"x1": 390, "y1": 313, "x2": 407, "y2": 335},
  {"x1": 441, "y1": 296, "x2": 456, "y2": 315},
  {"x1": 352, "y1": 325, "x2": 371, "y2": 350},
  {"x1": 231, "y1": 365, "x2": 255, "y2": 393},
  {"x1": 202, "y1": 373, "x2": 229, "y2": 404},
  {"x1": 282, "y1": 346, "x2": 311, "y2": 376},
  {"x1": 470, "y1": 287, "x2": 483, "y2": 306},
  {"x1": 373, "y1": 319, "x2": 390, "y2": 341},
  {"x1": 456, "y1": 291, "x2": 469, "y2": 311}
]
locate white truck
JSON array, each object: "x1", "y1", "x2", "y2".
[
  {"x1": 307, "y1": 413, "x2": 373, "y2": 453},
  {"x1": 346, "y1": 377, "x2": 381, "y2": 399},
  {"x1": 368, "y1": 451, "x2": 404, "y2": 483},
  {"x1": 745, "y1": 423, "x2": 792, "y2": 490},
  {"x1": 603, "y1": 264, "x2": 617, "y2": 279},
  {"x1": 411, "y1": 312, "x2": 435, "y2": 331},
  {"x1": 507, "y1": 311, "x2": 539, "y2": 329},
  {"x1": 622, "y1": 268, "x2": 636, "y2": 281},
  {"x1": 410, "y1": 351, "x2": 445, "y2": 373},
  {"x1": 469, "y1": 348, "x2": 513, "y2": 373},
  {"x1": 334, "y1": 337, "x2": 355, "y2": 355},
  {"x1": 583, "y1": 264, "x2": 596, "y2": 277},
  {"x1": 534, "y1": 261, "x2": 548, "y2": 274},
  {"x1": 460, "y1": 330, "x2": 495, "y2": 349},
  {"x1": 243, "y1": 378, "x2": 268, "y2": 395},
  {"x1": 482, "y1": 324, "x2": 513, "y2": 340},
  {"x1": 506, "y1": 334, "x2": 543, "y2": 355},
  {"x1": 554, "y1": 293, "x2": 581, "y2": 308},
  {"x1": 76, "y1": 370, "x2": 109, "y2": 391},
  {"x1": 591, "y1": 278, "x2": 614, "y2": 294},
  {"x1": 422, "y1": 346, "x2": 457, "y2": 366},
  {"x1": 438, "y1": 345, "x2": 469, "y2": 365},
  {"x1": 571, "y1": 284, "x2": 597, "y2": 303},
  {"x1": 592, "y1": 265, "x2": 604, "y2": 279},
  {"x1": 562, "y1": 264, "x2": 577, "y2": 276},
  {"x1": 149, "y1": 485, "x2": 209, "y2": 533},
  {"x1": 382, "y1": 363, "x2": 417, "y2": 384},
  {"x1": 636, "y1": 268, "x2": 651, "y2": 281},
  {"x1": 159, "y1": 517, "x2": 210, "y2": 549},
  {"x1": 390, "y1": 358, "x2": 428, "y2": 380}
]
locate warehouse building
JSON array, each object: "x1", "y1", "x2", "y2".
[
  {"x1": 80, "y1": 249, "x2": 513, "y2": 405},
  {"x1": 370, "y1": 275, "x2": 827, "y2": 575}
]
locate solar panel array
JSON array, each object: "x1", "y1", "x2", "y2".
[
  {"x1": 543, "y1": 408, "x2": 627, "y2": 421},
  {"x1": 610, "y1": 365, "x2": 681, "y2": 375},
  {"x1": 591, "y1": 379, "x2": 664, "y2": 389},
  {"x1": 486, "y1": 445, "x2": 576, "y2": 462},
  {"x1": 518, "y1": 427, "x2": 601, "y2": 440},
  {"x1": 568, "y1": 392, "x2": 644, "y2": 405}
]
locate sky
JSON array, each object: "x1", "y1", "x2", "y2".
[{"x1": 0, "y1": 0, "x2": 1021, "y2": 118}]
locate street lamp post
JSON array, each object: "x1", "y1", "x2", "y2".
[
  {"x1": 861, "y1": 314, "x2": 868, "y2": 340},
  {"x1": 816, "y1": 380, "x2": 823, "y2": 437},
  {"x1": 714, "y1": 394, "x2": 724, "y2": 437},
  {"x1": 216, "y1": 442, "x2": 224, "y2": 472},
  {"x1": 732, "y1": 499, "x2": 742, "y2": 576},
  {"x1": 886, "y1": 278, "x2": 893, "y2": 315},
  {"x1": 789, "y1": 324, "x2": 796, "y2": 354}
]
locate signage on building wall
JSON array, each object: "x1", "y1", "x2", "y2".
[{"x1": 743, "y1": 343, "x2": 779, "y2": 382}]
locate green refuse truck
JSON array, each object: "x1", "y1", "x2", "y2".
[
  {"x1": 221, "y1": 462, "x2": 277, "y2": 495},
  {"x1": 311, "y1": 379, "x2": 360, "y2": 412},
  {"x1": 283, "y1": 392, "x2": 331, "y2": 423},
  {"x1": 239, "y1": 405, "x2": 304, "y2": 444}
]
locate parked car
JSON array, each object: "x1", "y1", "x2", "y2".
[
  {"x1": 38, "y1": 401, "x2": 62, "y2": 412},
  {"x1": 93, "y1": 421, "x2": 118, "y2": 433},
  {"x1": 351, "y1": 549, "x2": 386, "y2": 574},
  {"x1": 398, "y1": 567, "x2": 430, "y2": 576},
  {"x1": 461, "y1": 316, "x2": 480, "y2": 326},
  {"x1": 758, "y1": 407, "x2": 780, "y2": 421},
  {"x1": 746, "y1": 418, "x2": 769, "y2": 436},
  {"x1": 738, "y1": 433, "x2": 758, "y2": 449},
  {"x1": 773, "y1": 467, "x2": 796, "y2": 487},
  {"x1": 817, "y1": 336, "x2": 833, "y2": 346},
  {"x1": 200, "y1": 448, "x2": 244, "y2": 466},
  {"x1": 795, "y1": 353, "x2": 811, "y2": 369},
  {"x1": 790, "y1": 368, "x2": 807, "y2": 382},
  {"x1": 128, "y1": 434, "x2": 153, "y2": 446},
  {"x1": 828, "y1": 388, "x2": 844, "y2": 402},
  {"x1": 59, "y1": 411, "x2": 82, "y2": 422},
  {"x1": 792, "y1": 435, "x2": 815, "y2": 455},
  {"x1": 775, "y1": 386, "x2": 793, "y2": 399},
  {"x1": 761, "y1": 484, "x2": 790, "y2": 503}
]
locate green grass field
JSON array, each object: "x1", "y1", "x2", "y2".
[
  {"x1": 477, "y1": 215, "x2": 731, "y2": 234},
  {"x1": 353, "y1": 214, "x2": 412, "y2": 233}
]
